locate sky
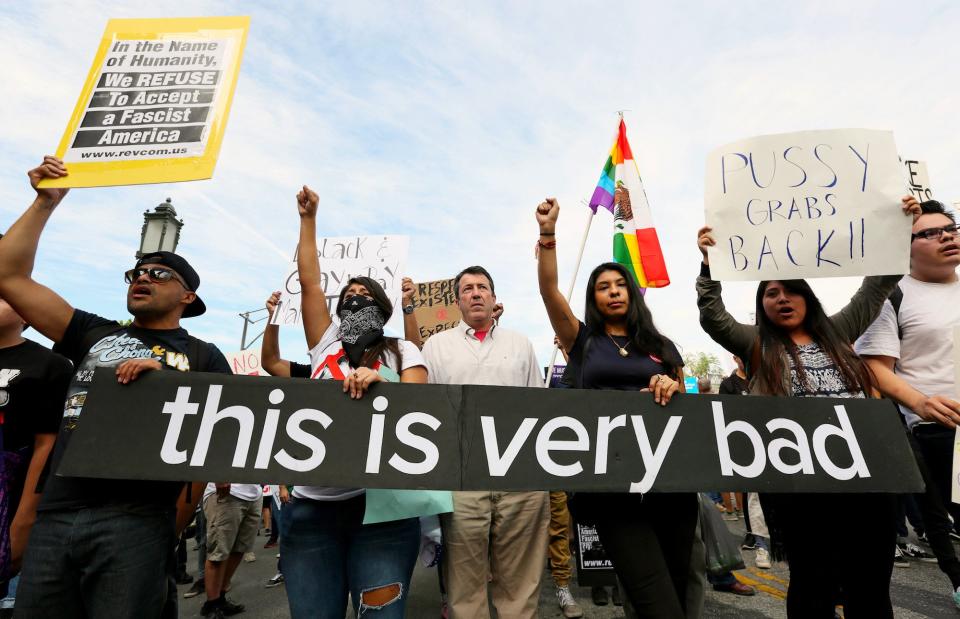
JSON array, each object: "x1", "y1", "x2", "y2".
[{"x1": 2, "y1": 1, "x2": 959, "y2": 373}]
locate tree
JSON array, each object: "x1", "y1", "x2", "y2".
[{"x1": 683, "y1": 351, "x2": 721, "y2": 378}]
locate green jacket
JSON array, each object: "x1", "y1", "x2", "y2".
[{"x1": 695, "y1": 269, "x2": 902, "y2": 395}]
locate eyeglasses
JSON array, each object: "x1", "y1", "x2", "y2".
[
  {"x1": 912, "y1": 224, "x2": 959, "y2": 241},
  {"x1": 124, "y1": 267, "x2": 189, "y2": 289}
]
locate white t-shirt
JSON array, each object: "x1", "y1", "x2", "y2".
[
  {"x1": 202, "y1": 482, "x2": 262, "y2": 502},
  {"x1": 855, "y1": 274, "x2": 960, "y2": 428},
  {"x1": 294, "y1": 322, "x2": 426, "y2": 502}
]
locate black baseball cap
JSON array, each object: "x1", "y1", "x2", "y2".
[{"x1": 134, "y1": 251, "x2": 206, "y2": 318}]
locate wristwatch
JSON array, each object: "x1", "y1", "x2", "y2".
[{"x1": 403, "y1": 304, "x2": 415, "y2": 314}]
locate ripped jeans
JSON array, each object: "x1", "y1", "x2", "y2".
[{"x1": 281, "y1": 495, "x2": 419, "y2": 619}]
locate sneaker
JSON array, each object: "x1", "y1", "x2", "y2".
[
  {"x1": 219, "y1": 595, "x2": 245, "y2": 616},
  {"x1": 201, "y1": 607, "x2": 226, "y2": 619},
  {"x1": 721, "y1": 510, "x2": 739, "y2": 521},
  {"x1": 556, "y1": 586, "x2": 584, "y2": 618},
  {"x1": 243, "y1": 552, "x2": 256, "y2": 563},
  {"x1": 591, "y1": 585, "x2": 609, "y2": 606},
  {"x1": 611, "y1": 583, "x2": 622, "y2": 607},
  {"x1": 184, "y1": 578, "x2": 205, "y2": 599},
  {"x1": 918, "y1": 532, "x2": 930, "y2": 545},
  {"x1": 755, "y1": 547, "x2": 772, "y2": 569},
  {"x1": 712, "y1": 581, "x2": 756, "y2": 596},
  {"x1": 741, "y1": 533, "x2": 757, "y2": 550},
  {"x1": 900, "y1": 542, "x2": 937, "y2": 563},
  {"x1": 894, "y1": 544, "x2": 911, "y2": 568},
  {"x1": 264, "y1": 540, "x2": 278, "y2": 549},
  {"x1": 265, "y1": 573, "x2": 285, "y2": 588}
]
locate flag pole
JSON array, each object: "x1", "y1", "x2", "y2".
[{"x1": 543, "y1": 204, "x2": 595, "y2": 387}]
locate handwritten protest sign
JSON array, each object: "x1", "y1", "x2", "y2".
[
  {"x1": 271, "y1": 235, "x2": 409, "y2": 337},
  {"x1": 223, "y1": 349, "x2": 267, "y2": 376},
  {"x1": 904, "y1": 159, "x2": 934, "y2": 201},
  {"x1": 39, "y1": 16, "x2": 249, "y2": 188},
  {"x1": 412, "y1": 279, "x2": 461, "y2": 343},
  {"x1": 705, "y1": 129, "x2": 910, "y2": 280}
]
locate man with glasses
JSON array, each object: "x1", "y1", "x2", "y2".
[
  {"x1": 0, "y1": 157, "x2": 231, "y2": 618},
  {"x1": 857, "y1": 195, "x2": 960, "y2": 610}
]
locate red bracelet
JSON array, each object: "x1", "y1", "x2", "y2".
[{"x1": 537, "y1": 238, "x2": 557, "y2": 249}]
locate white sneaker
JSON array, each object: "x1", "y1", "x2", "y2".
[
  {"x1": 243, "y1": 551, "x2": 257, "y2": 563},
  {"x1": 755, "y1": 547, "x2": 771, "y2": 569},
  {"x1": 556, "y1": 586, "x2": 584, "y2": 618}
]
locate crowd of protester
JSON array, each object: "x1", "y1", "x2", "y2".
[{"x1": 0, "y1": 155, "x2": 956, "y2": 619}]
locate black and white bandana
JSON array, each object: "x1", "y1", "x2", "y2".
[{"x1": 337, "y1": 296, "x2": 386, "y2": 368}]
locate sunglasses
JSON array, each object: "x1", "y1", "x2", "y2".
[
  {"x1": 124, "y1": 267, "x2": 189, "y2": 289},
  {"x1": 911, "y1": 223, "x2": 959, "y2": 241}
]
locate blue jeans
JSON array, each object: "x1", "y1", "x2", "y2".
[
  {"x1": 14, "y1": 504, "x2": 176, "y2": 619},
  {"x1": 281, "y1": 495, "x2": 419, "y2": 619}
]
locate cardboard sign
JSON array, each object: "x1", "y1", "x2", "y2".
[
  {"x1": 412, "y1": 279, "x2": 461, "y2": 343},
  {"x1": 270, "y1": 236, "x2": 409, "y2": 337},
  {"x1": 705, "y1": 129, "x2": 910, "y2": 280},
  {"x1": 904, "y1": 159, "x2": 934, "y2": 201},
  {"x1": 40, "y1": 16, "x2": 249, "y2": 188},
  {"x1": 222, "y1": 349, "x2": 267, "y2": 377},
  {"x1": 58, "y1": 368, "x2": 923, "y2": 494}
]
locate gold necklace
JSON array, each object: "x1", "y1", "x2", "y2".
[{"x1": 607, "y1": 333, "x2": 629, "y2": 357}]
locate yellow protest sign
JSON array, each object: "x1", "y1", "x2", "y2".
[{"x1": 40, "y1": 16, "x2": 249, "y2": 188}]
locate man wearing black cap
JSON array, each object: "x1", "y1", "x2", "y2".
[{"x1": 0, "y1": 157, "x2": 232, "y2": 619}]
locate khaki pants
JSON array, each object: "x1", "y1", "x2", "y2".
[
  {"x1": 547, "y1": 491, "x2": 573, "y2": 587},
  {"x1": 441, "y1": 490, "x2": 549, "y2": 619}
]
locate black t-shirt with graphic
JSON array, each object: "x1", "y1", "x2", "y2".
[
  {"x1": 573, "y1": 322, "x2": 682, "y2": 391},
  {"x1": 0, "y1": 340, "x2": 72, "y2": 509},
  {"x1": 40, "y1": 310, "x2": 230, "y2": 512}
]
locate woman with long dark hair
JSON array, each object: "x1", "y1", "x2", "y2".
[
  {"x1": 536, "y1": 197, "x2": 693, "y2": 618},
  {"x1": 695, "y1": 197, "x2": 920, "y2": 618},
  {"x1": 281, "y1": 186, "x2": 427, "y2": 619}
]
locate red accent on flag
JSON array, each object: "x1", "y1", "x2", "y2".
[
  {"x1": 635, "y1": 227, "x2": 670, "y2": 287},
  {"x1": 617, "y1": 120, "x2": 634, "y2": 161}
]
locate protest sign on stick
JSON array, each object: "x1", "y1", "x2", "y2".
[
  {"x1": 39, "y1": 16, "x2": 249, "y2": 188},
  {"x1": 412, "y1": 278, "x2": 461, "y2": 343},
  {"x1": 61, "y1": 368, "x2": 923, "y2": 494},
  {"x1": 705, "y1": 129, "x2": 910, "y2": 280},
  {"x1": 903, "y1": 158, "x2": 934, "y2": 202},
  {"x1": 270, "y1": 235, "x2": 409, "y2": 337}
]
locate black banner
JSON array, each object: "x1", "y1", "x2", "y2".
[{"x1": 58, "y1": 368, "x2": 923, "y2": 493}]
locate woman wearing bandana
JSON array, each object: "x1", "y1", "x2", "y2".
[{"x1": 281, "y1": 186, "x2": 428, "y2": 619}]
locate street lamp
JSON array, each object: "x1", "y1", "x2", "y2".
[{"x1": 136, "y1": 198, "x2": 184, "y2": 258}]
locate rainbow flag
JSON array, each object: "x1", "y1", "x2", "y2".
[{"x1": 588, "y1": 119, "x2": 670, "y2": 288}]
